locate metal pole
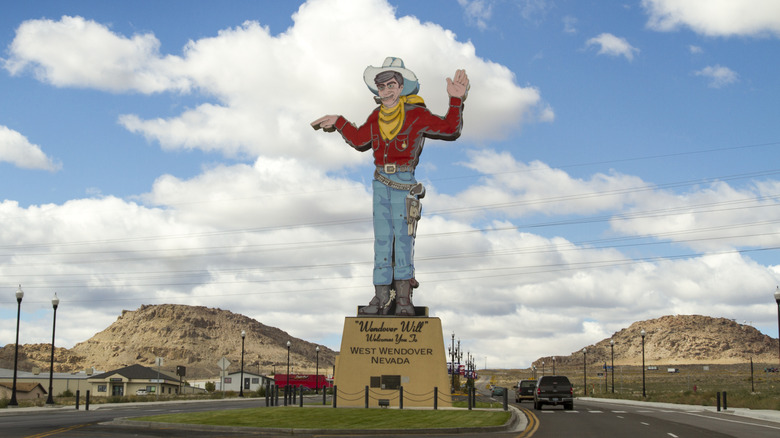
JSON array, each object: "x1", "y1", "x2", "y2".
[
  {"x1": 583, "y1": 348, "x2": 587, "y2": 396},
  {"x1": 286, "y1": 341, "x2": 291, "y2": 404},
  {"x1": 610, "y1": 340, "x2": 615, "y2": 393},
  {"x1": 315, "y1": 346, "x2": 320, "y2": 394},
  {"x1": 641, "y1": 330, "x2": 646, "y2": 397},
  {"x1": 775, "y1": 286, "x2": 780, "y2": 365},
  {"x1": 46, "y1": 294, "x2": 59, "y2": 405},
  {"x1": 239, "y1": 331, "x2": 245, "y2": 397},
  {"x1": 10, "y1": 285, "x2": 24, "y2": 406}
]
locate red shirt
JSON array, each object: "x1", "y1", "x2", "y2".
[{"x1": 334, "y1": 97, "x2": 464, "y2": 168}]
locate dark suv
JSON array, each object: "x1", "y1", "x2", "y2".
[
  {"x1": 534, "y1": 375, "x2": 574, "y2": 410},
  {"x1": 515, "y1": 379, "x2": 536, "y2": 402}
]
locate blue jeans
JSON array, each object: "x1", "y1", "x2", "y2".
[{"x1": 372, "y1": 171, "x2": 416, "y2": 285}]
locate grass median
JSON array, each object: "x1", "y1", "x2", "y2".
[{"x1": 132, "y1": 406, "x2": 511, "y2": 430}]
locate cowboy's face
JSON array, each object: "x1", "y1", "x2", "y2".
[{"x1": 377, "y1": 79, "x2": 403, "y2": 108}]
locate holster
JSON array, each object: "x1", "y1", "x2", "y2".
[{"x1": 406, "y1": 182, "x2": 425, "y2": 236}]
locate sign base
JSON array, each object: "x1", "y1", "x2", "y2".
[{"x1": 334, "y1": 314, "x2": 452, "y2": 408}]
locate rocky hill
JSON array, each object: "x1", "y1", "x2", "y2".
[
  {"x1": 533, "y1": 315, "x2": 779, "y2": 368},
  {"x1": 0, "y1": 304, "x2": 336, "y2": 378}
]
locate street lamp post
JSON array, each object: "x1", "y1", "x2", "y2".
[
  {"x1": 10, "y1": 285, "x2": 24, "y2": 406},
  {"x1": 542, "y1": 361, "x2": 545, "y2": 377},
  {"x1": 775, "y1": 286, "x2": 780, "y2": 365},
  {"x1": 315, "y1": 346, "x2": 320, "y2": 394},
  {"x1": 610, "y1": 339, "x2": 615, "y2": 393},
  {"x1": 286, "y1": 341, "x2": 291, "y2": 401},
  {"x1": 582, "y1": 348, "x2": 587, "y2": 396},
  {"x1": 641, "y1": 329, "x2": 646, "y2": 397},
  {"x1": 552, "y1": 357, "x2": 556, "y2": 375},
  {"x1": 239, "y1": 330, "x2": 246, "y2": 397},
  {"x1": 46, "y1": 293, "x2": 60, "y2": 405},
  {"x1": 448, "y1": 333, "x2": 461, "y2": 392}
]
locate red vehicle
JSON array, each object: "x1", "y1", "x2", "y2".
[{"x1": 274, "y1": 374, "x2": 330, "y2": 390}]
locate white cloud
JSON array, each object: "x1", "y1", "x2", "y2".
[
  {"x1": 694, "y1": 64, "x2": 739, "y2": 88},
  {"x1": 6, "y1": 0, "x2": 551, "y2": 167},
  {"x1": 1, "y1": 151, "x2": 778, "y2": 367},
  {"x1": 642, "y1": 0, "x2": 780, "y2": 37},
  {"x1": 585, "y1": 33, "x2": 640, "y2": 61},
  {"x1": 458, "y1": 0, "x2": 493, "y2": 30},
  {"x1": 0, "y1": 125, "x2": 61, "y2": 171},
  {"x1": 563, "y1": 15, "x2": 578, "y2": 34},
  {"x1": 4, "y1": 16, "x2": 190, "y2": 93},
  {"x1": 688, "y1": 44, "x2": 703, "y2": 54}
]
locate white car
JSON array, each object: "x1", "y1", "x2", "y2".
[{"x1": 136, "y1": 389, "x2": 148, "y2": 395}]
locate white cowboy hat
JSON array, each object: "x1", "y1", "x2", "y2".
[{"x1": 363, "y1": 57, "x2": 419, "y2": 96}]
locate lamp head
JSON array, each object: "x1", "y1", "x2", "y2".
[
  {"x1": 775, "y1": 285, "x2": 780, "y2": 302},
  {"x1": 52, "y1": 293, "x2": 59, "y2": 308},
  {"x1": 641, "y1": 329, "x2": 646, "y2": 337},
  {"x1": 316, "y1": 346, "x2": 320, "y2": 352},
  {"x1": 15, "y1": 284, "x2": 24, "y2": 301},
  {"x1": 287, "y1": 341, "x2": 291, "y2": 348},
  {"x1": 241, "y1": 330, "x2": 246, "y2": 338}
]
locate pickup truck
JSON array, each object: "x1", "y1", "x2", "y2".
[
  {"x1": 533, "y1": 375, "x2": 573, "y2": 410},
  {"x1": 515, "y1": 379, "x2": 536, "y2": 402}
]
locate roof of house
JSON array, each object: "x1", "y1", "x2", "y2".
[{"x1": 88, "y1": 364, "x2": 177, "y2": 381}]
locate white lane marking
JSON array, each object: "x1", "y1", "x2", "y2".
[
  {"x1": 641, "y1": 422, "x2": 650, "y2": 426},
  {"x1": 684, "y1": 412, "x2": 780, "y2": 431},
  {"x1": 667, "y1": 434, "x2": 679, "y2": 438},
  {"x1": 612, "y1": 410, "x2": 628, "y2": 413}
]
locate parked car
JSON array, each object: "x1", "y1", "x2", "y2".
[
  {"x1": 491, "y1": 386, "x2": 506, "y2": 397},
  {"x1": 515, "y1": 379, "x2": 536, "y2": 402},
  {"x1": 534, "y1": 375, "x2": 573, "y2": 410},
  {"x1": 135, "y1": 389, "x2": 148, "y2": 396}
]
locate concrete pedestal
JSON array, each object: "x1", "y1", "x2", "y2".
[{"x1": 333, "y1": 314, "x2": 452, "y2": 408}]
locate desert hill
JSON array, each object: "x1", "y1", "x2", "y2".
[
  {"x1": 533, "y1": 314, "x2": 779, "y2": 368},
  {"x1": 0, "y1": 304, "x2": 336, "y2": 378}
]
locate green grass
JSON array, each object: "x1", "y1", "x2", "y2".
[{"x1": 132, "y1": 406, "x2": 511, "y2": 430}]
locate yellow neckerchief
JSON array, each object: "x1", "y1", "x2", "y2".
[{"x1": 378, "y1": 95, "x2": 425, "y2": 140}]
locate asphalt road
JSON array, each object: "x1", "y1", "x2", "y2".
[
  {"x1": 511, "y1": 398, "x2": 780, "y2": 438},
  {"x1": 2, "y1": 392, "x2": 780, "y2": 437}
]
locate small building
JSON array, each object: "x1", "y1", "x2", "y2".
[
  {"x1": 220, "y1": 371, "x2": 274, "y2": 393},
  {"x1": 0, "y1": 382, "x2": 47, "y2": 400},
  {"x1": 87, "y1": 364, "x2": 181, "y2": 397},
  {"x1": 0, "y1": 367, "x2": 94, "y2": 398}
]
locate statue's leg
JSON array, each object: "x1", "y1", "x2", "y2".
[{"x1": 393, "y1": 279, "x2": 414, "y2": 316}]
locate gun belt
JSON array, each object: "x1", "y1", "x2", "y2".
[{"x1": 374, "y1": 170, "x2": 417, "y2": 191}]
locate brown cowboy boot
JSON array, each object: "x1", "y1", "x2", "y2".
[
  {"x1": 359, "y1": 284, "x2": 391, "y2": 315},
  {"x1": 394, "y1": 279, "x2": 415, "y2": 316}
]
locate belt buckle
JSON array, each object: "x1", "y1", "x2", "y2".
[{"x1": 384, "y1": 163, "x2": 397, "y2": 174}]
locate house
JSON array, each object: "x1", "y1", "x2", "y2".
[
  {"x1": 87, "y1": 364, "x2": 182, "y2": 397},
  {"x1": 220, "y1": 371, "x2": 274, "y2": 393},
  {"x1": 0, "y1": 382, "x2": 47, "y2": 400}
]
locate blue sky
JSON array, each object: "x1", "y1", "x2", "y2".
[{"x1": 1, "y1": 0, "x2": 779, "y2": 369}]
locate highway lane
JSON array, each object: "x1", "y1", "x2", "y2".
[{"x1": 511, "y1": 398, "x2": 780, "y2": 438}]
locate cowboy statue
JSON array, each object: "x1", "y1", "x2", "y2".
[{"x1": 312, "y1": 57, "x2": 469, "y2": 316}]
